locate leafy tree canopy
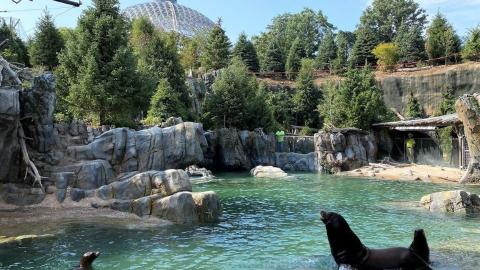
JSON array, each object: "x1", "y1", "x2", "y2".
[
  {"x1": 0, "y1": 22, "x2": 29, "y2": 66},
  {"x1": 232, "y1": 32, "x2": 260, "y2": 72},
  {"x1": 29, "y1": 10, "x2": 64, "y2": 70},
  {"x1": 372, "y1": 43, "x2": 400, "y2": 72}
]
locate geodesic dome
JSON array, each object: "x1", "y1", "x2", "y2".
[{"x1": 123, "y1": 0, "x2": 215, "y2": 37}]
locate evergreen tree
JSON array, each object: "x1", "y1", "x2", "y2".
[
  {"x1": 405, "y1": 92, "x2": 422, "y2": 119},
  {"x1": 0, "y1": 22, "x2": 29, "y2": 65},
  {"x1": 285, "y1": 37, "x2": 305, "y2": 79},
  {"x1": 56, "y1": 0, "x2": 140, "y2": 126},
  {"x1": 232, "y1": 32, "x2": 259, "y2": 72},
  {"x1": 29, "y1": 10, "x2": 64, "y2": 70},
  {"x1": 350, "y1": 0, "x2": 427, "y2": 66},
  {"x1": 316, "y1": 30, "x2": 337, "y2": 70},
  {"x1": 436, "y1": 86, "x2": 456, "y2": 116},
  {"x1": 180, "y1": 37, "x2": 200, "y2": 72},
  {"x1": 203, "y1": 57, "x2": 274, "y2": 130},
  {"x1": 201, "y1": 21, "x2": 231, "y2": 70},
  {"x1": 265, "y1": 84, "x2": 293, "y2": 128},
  {"x1": 319, "y1": 68, "x2": 392, "y2": 130},
  {"x1": 263, "y1": 38, "x2": 284, "y2": 72},
  {"x1": 130, "y1": 17, "x2": 189, "y2": 116},
  {"x1": 333, "y1": 31, "x2": 355, "y2": 72},
  {"x1": 425, "y1": 13, "x2": 461, "y2": 64},
  {"x1": 393, "y1": 24, "x2": 426, "y2": 63},
  {"x1": 462, "y1": 27, "x2": 480, "y2": 61},
  {"x1": 143, "y1": 79, "x2": 188, "y2": 125},
  {"x1": 292, "y1": 59, "x2": 322, "y2": 127}
]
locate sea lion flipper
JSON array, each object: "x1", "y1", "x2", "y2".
[{"x1": 409, "y1": 229, "x2": 430, "y2": 264}]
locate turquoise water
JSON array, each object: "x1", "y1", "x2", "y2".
[{"x1": 1, "y1": 173, "x2": 480, "y2": 269}]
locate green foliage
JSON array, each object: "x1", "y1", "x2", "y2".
[
  {"x1": 29, "y1": 10, "x2": 64, "y2": 70},
  {"x1": 263, "y1": 83, "x2": 293, "y2": 128},
  {"x1": 350, "y1": 0, "x2": 427, "y2": 66},
  {"x1": 262, "y1": 38, "x2": 284, "y2": 72},
  {"x1": 232, "y1": 32, "x2": 259, "y2": 72},
  {"x1": 143, "y1": 79, "x2": 188, "y2": 125},
  {"x1": 292, "y1": 59, "x2": 322, "y2": 127},
  {"x1": 393, "y1": 24, "x2": 426, "y2": 63},
  {"x1": 372, "y1": 43, "x2": 399, "y2": 72},
  {"x1": 425, "y1": 13, "x2": 461, "y2": 64},
  {"x1": 179, "y1": 37, "x2": 201, "y2": 71},
  {"x1": 333, "y1": 31, "x2": 355, "y2": 72},
  {"x1": 299, "y1": 126, "x2": 315, "y2": 136},
  {"x1": 0, "y1": 22, "x2": 29, "y2": 65},
  {"x1": 438, "y1": 126, "x2": 453, "y2": 162},
  {"x1": 56, "y1": 0, "x2": 141, "y2": 126},
  {"x1": 462, "y1": 27, "x2": 480, "y2": 61},
  {"x1": 436, "y1": 86, "x2": 456, "y2": 116},
  {"x1": 203, "y1": 58, "x2": 275, "y2": 130},
  {"x1": 316, "y1": 30, "x2": 337, "y2": 70},
  {"x1": 319, "y1": 68, "x2": 392, "y2": 130},
  {"x1": 285, "y1": 37, "x2": 305, "y2": 79},
  {"x1": 130, "y1": 17, "x2": 189, "y2": 117},
  {"x1": 405, "y1": 92, "x2": 423, "y2": 119},
  {"x1": 201, "y1": 22, "x2": 231, "y2": 70}
]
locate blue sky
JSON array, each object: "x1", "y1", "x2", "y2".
[{"x1": 2, "y1": 0, "x2": 480, "y2": 41}]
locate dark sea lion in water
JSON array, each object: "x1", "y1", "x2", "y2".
[
  {"x1": 74, "y1": 251, "x2": 100, "y2": 270},
  {"x1": 320, "y1": 211, "x2": 431, "y2": 270}
]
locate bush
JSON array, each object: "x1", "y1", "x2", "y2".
[
  {"x1": 462, "y1": 27, "x2": 480, "y2": 61},
  {"x1": 372, "y1": 43, "x2": 399, "y2": 72},
  {"x1": 299, "y1": 127, "x2": 315, "y2": 136},
  {"x1": 143, "y1": 79, "x2": 187, "y2": 126}
]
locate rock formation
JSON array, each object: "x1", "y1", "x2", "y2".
[
  {"x1": 420, "y1": 190, "x2": 480, "y2": 214},
  {"x1": 314, "y1": 128, "x2": 377, "y2": 173},
  {"x1": 250, "y1": 166, "x2": 288, "y2": 178},
  {"x1": 455, "y1": 94, "x2": 480, "y2": 183}
]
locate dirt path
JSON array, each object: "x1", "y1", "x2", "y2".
[{"x1": 340, "y1": 164, "x2": 465, "y2": 184}]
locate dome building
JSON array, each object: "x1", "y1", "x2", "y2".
[{"x1": 123, "y1": 0, "x2": 215, "y2": 37}]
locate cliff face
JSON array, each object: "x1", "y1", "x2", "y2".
[{"x1": 379, "y1": 63, "x2": 480, "y2": 116}]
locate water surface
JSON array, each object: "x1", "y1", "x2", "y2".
[{"x1": 1, "y1": 173, "x2": 480, "y2": 269}]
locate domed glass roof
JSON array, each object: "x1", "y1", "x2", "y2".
[{"x1": 123, "y1": 0, "x2": 215, "y2": 37}]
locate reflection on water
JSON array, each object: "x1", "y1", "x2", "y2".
[{"x1": 1, "y1": 173, "x2": 480, "y2": 269}]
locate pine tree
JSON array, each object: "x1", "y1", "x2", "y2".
[
  {"x1": 462, "y1": 27, "x2": 480, "y2": 61},
  {"x1": 143, "y1": 79, "x2": 188, "y2": 125},
  {"x1": 56, "y1": 0, "x2": 140, "y2": 126},
  {"x1": 285, "y1": 37, "x2": 305, "y2": 79},
  {"x1": 29, "y1": 10, "x2": 64, "y2": 70},
  {"x1": 349, "y1": 26, "x2": 379, "y2": 67},
  {"x1": 0, "y1": 22, "x2": 29, "y2": 66},
  {"x1": 425, "y1": 13, "x2": 461, "y2": 64},
  {"x1": 292, "y1": 59, "x2": 322, "y2": 127},
  {"x1": 264, "y1": 38, "x2": 284, "y2": 72},
  {"x1": 405, "y1": 92, "x2": 422, "y2": 119},
  {"x1": 393, "y1": 24, "x2": 426, "y2": 63},
  {"x1": 232, "y1": 33, "x2": 260, "y2": 72},
  {"x1": 180, "y1": 37, "x2": 201, "y2": 72},
  {"x1": 437, "y1": 86, "x2": 456, "y2": 116},
  {"x1": 333, "y1": 31, "x2": 354, "y2": 72},
  {"x1": 201, "y1": 21, "x2": 231, "y2": 70},
  {"x1": 130, "y1": 17, "x2": 189, "y2": 116},
  {"x1": 316, "y1": 30, "x2": 337, "y2": 70}
]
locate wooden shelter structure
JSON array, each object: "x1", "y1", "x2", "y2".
[{"x1": 373, "y1": 114, "x2": 469, "y2": 169}]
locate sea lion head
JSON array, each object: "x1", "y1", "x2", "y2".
[
  {"x1": 320, "y1": 211, "x2": 365, "y2": 265},
  {"x1": 80, "y1": 251, "x2": 100, "y2": 268}
]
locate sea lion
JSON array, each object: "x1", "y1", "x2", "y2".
[
  {"x1": 320, "y1": 211, "x2": 431, "y2": 270},
  {"x1": 74, "y1": 251, "x2": 100, "y2": 270}
]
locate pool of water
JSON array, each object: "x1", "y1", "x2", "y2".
[{"x1": 1, "y1": 173, "x2": 480, "y2": 269}]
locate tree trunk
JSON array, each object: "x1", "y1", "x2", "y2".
[{"x1": 455, "y1": 94, "x2": 480, "y2": 183}]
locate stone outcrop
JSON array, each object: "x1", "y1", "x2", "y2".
[
  {"x1": 203, "y1": 128, "x2": 275, "y2": 170},
  {"x1": 275, "y1": 152, "x2": 319, "y2": 172},
  {"x1": 0, "y1": 88, "x2": 20, "y2": 184},
  {"x1": 456, "y1": 94, "x2": 480, "y2": 183},
  {"x1": 185, "y1": 165, "x2": 214, "y2": 179},
  {"x1": 314, "y1": 128, "x2": 377, "y2": 173},
  {"x1": 379, "y1": 63, "x2": 480, "y2": 116},
  {"x1": 285, "y1": 136, "x2": 315, "y2": 154},
  {"x1": 420, "y1": 190, "x2": 480, "y2": 214},
  {"x1": 250, "y1": 166, "x2": 288, "y2": 178}
]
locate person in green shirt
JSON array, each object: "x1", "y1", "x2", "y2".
[
  {"x1": 275, "y1": 130, "x2": 285, "y2": 152},
  {"x1": 406, "y1": 133, "x2": 416, "y2": 163}
]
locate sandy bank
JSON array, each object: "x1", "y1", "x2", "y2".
[{"x1": 340, "y1": 164, "x2": 466, "y2": 184}]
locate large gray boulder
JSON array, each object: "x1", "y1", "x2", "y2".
[
  {"x1": 250, "y1": 165, "x2": 288, "y2": 178},
  {"x1": 0, "y1": 89, "x2": 20, "y2": 184},
  {"x1": 192, "y1": 191, "x2": 222, "y2": 223},
  {"x1": 420, "y1": 190, "x2": 480, "y2": 214},
  {"x1": 314, "y1": 128, "x2": 377, "y2": 172},
  {"x1": 56, "y1": 160, "x2": 115, "y2": 190},
  {"x1": 152, "y1": 192, "x2": 198, "y2": 224}
]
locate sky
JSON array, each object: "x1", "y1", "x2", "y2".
[{"x1": 1, "y1": 0, "x2": 480, "y2": 41}]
